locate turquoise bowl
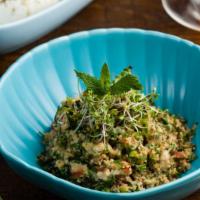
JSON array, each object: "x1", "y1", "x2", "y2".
[{"x1": 1, "y1": 28, "x2": 200, "y2": 200}]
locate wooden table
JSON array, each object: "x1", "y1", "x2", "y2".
[{"x1": 1, "y1": 0, "x2": 200, "y2": 199}]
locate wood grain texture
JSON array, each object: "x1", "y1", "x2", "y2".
[{"x1": 1, "y1": 0, "x2": 200, "y2": 199}]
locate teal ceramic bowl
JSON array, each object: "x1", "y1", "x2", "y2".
[{"x1": 0, "y1": 28, "x2": 200, "y2": 200}]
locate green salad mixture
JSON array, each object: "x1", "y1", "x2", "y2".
[{"x1": 38, "y1": 64, "x2": 196, "y2": 192}]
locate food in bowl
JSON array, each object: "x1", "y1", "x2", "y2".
[
  {"x1": 38, "y1": 64, "x2": 196, "y2": 192},
  {"x1": 0, "y1": 0, "x2": 61, "y2": 25}
]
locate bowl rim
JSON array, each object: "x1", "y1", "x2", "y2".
[
  {"x1": 0, "y1": 0, "x2": 92, "y2": 30},
  {"x1": 1, "y1": 28, "x2": 200, "y2": 197}
]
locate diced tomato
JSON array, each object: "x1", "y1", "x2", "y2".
[{"x1": 174, "y1": 151, "x2": 186, "y2": 159}]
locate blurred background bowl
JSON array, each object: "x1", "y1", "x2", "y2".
[
  {"x1": 0, "y1": 0, "x2": 92, "y2": 54},
  {"x1": 0, "y1": 28, "x2": 200, "y2": 200}
]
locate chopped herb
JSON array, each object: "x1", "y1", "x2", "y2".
[{"x1": 38, "y1": 64, "x2": 196, "y2": 193}]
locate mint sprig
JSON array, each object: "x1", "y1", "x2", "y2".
[
  {"x1": 74, "y1": 70, "x2": 105, "y2": 95},
  {"x1": 112, "y1": 66, "x2": 132, "y2": 84},
  {"x1": 100, "y1": 63, "x2": 111, "y2": 92},
  {"x1": 75, "y1": 63, "x2": 142, "y2": 96},
  {"x1": 110, "y1": 74, "x2": 142, "y2": 95}
]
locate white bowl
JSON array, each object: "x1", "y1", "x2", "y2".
[{"x1": 0, "y1": 0, "x2": 92, "y2": 54}]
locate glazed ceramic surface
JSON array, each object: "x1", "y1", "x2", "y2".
[
  {"x1": 0, "y1": 29, "x2": 200, "y2": 200},
  {"x1": 0, "y1": 0, "x2": 92, "y2": 54}
]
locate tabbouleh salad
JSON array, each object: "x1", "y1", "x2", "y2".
[{"x1": 38, "y1": 64, "x2": 196, "y2": 192}]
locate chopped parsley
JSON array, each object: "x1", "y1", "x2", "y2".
[{"x1": 38, "y1": 64, "x2": 196, "y2": 192}]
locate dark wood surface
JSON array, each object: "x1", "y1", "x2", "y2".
[{"x1": 1, "y1": 0, "x2": 200, "y2": 199}]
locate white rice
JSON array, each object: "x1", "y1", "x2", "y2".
[{"x1": 0, "y1": 0, "x2": 61, "y2": 25}]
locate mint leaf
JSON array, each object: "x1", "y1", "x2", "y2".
[
  {"x1": 75, "y1": 70, "x2": 105, "y2": 95},
  {"x1": 100, "y1": 63, "x2": 111, "y2": 91},
  {"x1": 113, "y1": 66, "x2": 132, "y2": 84},
  {"x1": 75, "y1": 65, "x2": 142, "y2": 96},
  {"x1": 110, "y1": 74, "x2": 142, "y2": 95}
]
